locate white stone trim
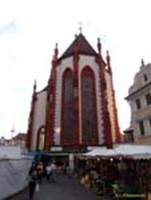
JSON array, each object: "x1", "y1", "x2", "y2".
[
  {"x1": 78, "y1": 55, "x2": 104, "y2": 145},
  {"x1": 31, "y1": 91, "x2": 47, "y2": 150},
  {"x1": 54, "y1": 57, "x2": 73, "y2": 145}
]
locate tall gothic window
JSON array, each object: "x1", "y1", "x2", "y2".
[
  {"x1": 62, "y1": 69, "x2": 73, "y2": 143},
  {"x1": 81, "y1": 66, "x2": 97, "y2": 144}
]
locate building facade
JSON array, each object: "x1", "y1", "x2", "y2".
[
  {"x1": 26, "y1": 33, "x2": 121, "y2": 152},
  {"x1": 126, "y1": 60, "x2": 151, "y2": 144},
  {"x1": 12, "y1": 133, "x2": 27, "y2": 148}
]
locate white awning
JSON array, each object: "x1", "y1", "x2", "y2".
[
  {"x1": 83, "y1": 144, "x2": 151, "y2": 159},
  {"x1": 0, "y1": 146, "x2": 25, "y2": 159}
]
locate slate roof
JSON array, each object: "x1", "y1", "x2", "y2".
[{"x1": 59, "y1": 33, "x2": 97, "y2": 59}]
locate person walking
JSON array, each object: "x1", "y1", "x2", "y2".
[
  {"x1": 46, "y1": 162, "x2": 52, "y2": 181},
  {"x1": 46, "y1": 162, "x2": 57, "y2": 183},
  {"x1": 36, "y1": 161, "x2": 44, "y2": 184},
  {"x1": 28, "y1": 169, "x2": 38, "y2": 200}
]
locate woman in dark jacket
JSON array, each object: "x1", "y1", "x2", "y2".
[{"x1": 29, "y1": 169, "x2": 38, "y2": 200}]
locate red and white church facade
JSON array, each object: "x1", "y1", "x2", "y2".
[{"x1": 26, "y1": 33, "x2": 121, "y2": 153}]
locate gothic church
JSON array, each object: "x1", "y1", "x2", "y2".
[{"x1": 26, "y1": 32, "x2": 121, "y2": 153}]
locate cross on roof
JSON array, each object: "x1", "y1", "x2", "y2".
[{"x1": 78, "y1": 22, "x2": 83, "y2": 33}]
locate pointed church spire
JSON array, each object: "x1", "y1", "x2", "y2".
[
  {"x1": 106, "y1": 50, "x2": 112, "y2": 74},
  {"x1": 54, "y1": 43, "x2": 58, "y2": 60},
  {"x1": 33, "y1": 80, "x2": 37, "y2": 92},
  {"x1": 97, "y1": 37, "x2": 101, "y2": 54},
  {"x1": 141, "y1": 58, "x2": 145, "y2": 67},
  {"x1": 106, "y1": 50, "x2": 110, "y2": 62}
]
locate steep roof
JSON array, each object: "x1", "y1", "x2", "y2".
[{"x1": 59, "y1": 33, "x2": 97, "y2": 59}]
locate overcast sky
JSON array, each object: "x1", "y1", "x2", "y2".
[{"x1": 0, "y1": 0, "x2": 151, "y2": 138}]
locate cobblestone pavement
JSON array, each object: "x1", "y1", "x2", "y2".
[{"x1": 8, "y1": 174, "x2": 109, "y2": 200}]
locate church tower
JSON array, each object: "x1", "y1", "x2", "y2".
[{"x1": 26, "y1": 32, "x2": 121, "y2": 152}]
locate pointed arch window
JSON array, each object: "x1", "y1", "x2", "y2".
[
  {"x1": 81, "y1": 66, "x2": 98, "y2": 144},
  {"x1": 62, "y1": 69, "x2": 73, "y2": 143},
  {"x1": 36, "y1": 126, "x2": 45, "y2": 150}
]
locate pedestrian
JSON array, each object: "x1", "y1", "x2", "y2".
[
  {"x1": 36, "y1": 161, "x2": 44, "y2": 184},
  {"x1": 46, "y1": 162, "x2": 52, "y2": 181},
  {"x1": 52, "y1": 162, "x2": 57, "y2": 182},
  {"x1": 63, "y1": 162, "x2": 67, "y2": 175},
  {"x1": 29, "y1": 162, "x2": 36, "y2": 175},
  {"x1": 28, "y1": 169, "x2": 38, "y2": 200}
]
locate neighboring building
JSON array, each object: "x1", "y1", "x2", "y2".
[
  {"x1": 123, "y1": 127, "x2": 134, "y2": 143},
  {"x1": 126, "y1": 60, "x2": 151, "y2": 144},
  {"x1": 0, "y1": 137, "x2": 12, "y2": 145},
  {"x1": 12, "y1": 133, "x2": 27, "y2": 148},
  {"x1": 0, "y1": 136, "x2": 6, "y2": 145},
  {"x1": 26, "y1": 32, "x2": 121, "y2": 153},
  {"x1": 0, "y1": 134, "x2": 26, "y2": 148}
]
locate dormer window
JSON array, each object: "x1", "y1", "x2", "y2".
[{"x1": 144, "y1": 74, "x2": 148, "y2": 82}]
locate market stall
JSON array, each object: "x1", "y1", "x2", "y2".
[
  {"x1": 0, "y1": 146, "x2": 33, "y2": 200},
  {"x1": 77, "y1": 144, "x2": 151, "y2": 199}
]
